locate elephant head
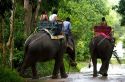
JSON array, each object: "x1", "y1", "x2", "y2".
[{"x1": 66, "y1": 34, "x2": 77, "y2": 67}]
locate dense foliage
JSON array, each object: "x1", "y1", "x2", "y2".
[
  {"x1": 57, "y1": 0, "x2": 109, "y2": 61},
  {"x1": 0, "y1": 0, "x2": 12, "y2": 17},
  {"x1": 0, "y1": 66, "x2": 24, "y2": 82},
  {"x1": 115, "y1": 0, "x2": 125, "y2": 26}
]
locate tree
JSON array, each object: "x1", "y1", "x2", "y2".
[
  {"x1": 32, "y1": 0, "x2": 42, "y2": 32},
  {"x1": 6, "y1": 0, "x2": 15, "y2": 69},
  {"x1": 24, "y1": 0, "x2": 61, "y2": 37},
  {"x1": 24, "y1": 0, "x2": 32, "y2": 37},
  {"x1": 0, "y1": 0, "x2": 13, "y2": 66},
  {"x1": 57, "y1": 0, "x2": 109, "y2": 60},
  {"x1": 115, "y1": 0, "x2": 125, "y2": 26},
  {"x1": 0, "y1": 0, "x2": 12, "y2": 17}
]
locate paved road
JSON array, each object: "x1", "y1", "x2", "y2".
[{"x1": 26, "y1": 64, "x2": 125, "y2": 82}]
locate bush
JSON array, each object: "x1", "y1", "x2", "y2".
[
  {"x1": 123, "y1": 39, "x2": 125, "y2": 48},
  {"x1": 0, "y1": 66, "x2": 24, "y2": 82},
  {"x1": 13, "y1": 49, "x2": 24, "y2": 68},
  {"x1": 76, "y1": 40, "x2": 90, "y2": 61}
]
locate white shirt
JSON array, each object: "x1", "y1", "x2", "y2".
[{"x1": 49, "y1": 14, "x2": 57, "y2": 22}]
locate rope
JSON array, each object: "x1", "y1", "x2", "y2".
[
  {"x1": 97, "y1": 29, "x2": 112, "y2": 46},
  {"x1": 97, "y1": 37, "x2": 106, "y2": 46}
]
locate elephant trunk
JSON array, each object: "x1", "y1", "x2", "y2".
[{"x1": 69, "y1": 57, "x2": 77, "y2": 67}]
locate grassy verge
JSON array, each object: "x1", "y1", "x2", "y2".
[
  {"x1": 0, "y1": 66, "x2": 24, "y2": 82},
  {"x1": 37, "y1": 59, "x2": 80, "y2": 77}
]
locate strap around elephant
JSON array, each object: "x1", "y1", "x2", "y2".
[{"x1": 40, "y1": 29, "x2": 64, "y2": 39}]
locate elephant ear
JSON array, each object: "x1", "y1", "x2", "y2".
[{"x1": 67, "y1": 35, "x2": 74, "y2": 51}]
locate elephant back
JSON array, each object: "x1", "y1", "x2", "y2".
[
  {"x1": 90, "y1": 35, "x2": 113, "y2": 57},
  {"x1": 24, "y1": 31, "x2": 67, "y2": 57}
]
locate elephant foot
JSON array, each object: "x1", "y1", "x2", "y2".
[
  {"x1": 52, "y1": 74, "x2": 59, "y2": 79},
  {"x1": 102, "y1": 73, "x2": 108, "y2": 76},
  {"x1": 98, "y1": 71, "x2": 108, "y2": 76},
  {"x1": 61, "y1": 73, "x2": 68, "y2": 78},
  {"x1": 93, "y1": 74, "x2": 98, "y2": 77}
]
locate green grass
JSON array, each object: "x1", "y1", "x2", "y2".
[
  {"x1": 110, "y1": 58, "x2": 125, "y2": 64},
  {"x1": 37, "y1": 59, "x2": 80, "y2": 77},
  {"x1": 76, "y1": 62, "x2": 88, "y2": 70},
  {"x1": 0, "y1": 66, "x2": 24, "y2": 82}
]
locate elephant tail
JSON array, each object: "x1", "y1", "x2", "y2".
[
  {"x1": 24, "y1": 42, "x2": 29, "y2": 58},
  {"x1": 88, "y1": 57, "x2": 92, "y2": 68}
]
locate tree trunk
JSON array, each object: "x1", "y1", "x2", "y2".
[
  {"x1": 6, "y1": 0, "x2": 15, "y2": 69},
  {"x1": 32, "y1": 0, "x2": 42, "y2": 32},
  {"x1": 24, "y1": 0, "x2": 32, "y2": 38},
  {"x1": 0, "y1": 17, "x2": 2, "y2": 49},
  {"x1": 34, "y1": 0, "x2": 42, "y2": 24},
  {"x1": 1, "y1": 17, "x2": 6, "y2": 66}
]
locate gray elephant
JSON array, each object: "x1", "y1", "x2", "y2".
[
  {"x1": 89, "y1": 35, "x2": 114, "y2": 77},
  {"x1": 20, "y1": 30, "x2": 77, "y2": 79}
]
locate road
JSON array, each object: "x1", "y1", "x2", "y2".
[{"x1": 26, "y1": 64, "x2": 125, "y2": 82}]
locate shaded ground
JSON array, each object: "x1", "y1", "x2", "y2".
[{"x1": 25, "y1": 64, "x2": 125, "y2": 82}]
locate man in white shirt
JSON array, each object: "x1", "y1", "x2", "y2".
[
  {"x1": 49, "y1": 9, "x2": 58, "y2": 22},
  {"x1": 49, "y1": 9, "x2": 62, "y2": 35}
]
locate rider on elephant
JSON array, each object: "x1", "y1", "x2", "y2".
[
  {"x1": 40, "y1": 10, "x2": 48, "y2": 21},
  {"x1": 39, "y1": 10, "x2": 49, "y2": 29},
  {"x1": 100, "y1": 17, "x2": 107, "y2": 26},
  {"x1": 49, "y1": 9, "x2": 58, "y2": 23},
  {"x1": 49, "y1": 9, "x2": 63, "y2": 35},
  {"x1": 39, "y1": 9, "x2": 63, "y2": 36},
  {"x1": 94, "y1": 17, "x2": 115, "y2": 44},
  {"x1": 63, "y1": 17, "x2": 75, "y2": 50},
  {"x1": 63, "y1": 17, "x2": 72, "y2": 40}
]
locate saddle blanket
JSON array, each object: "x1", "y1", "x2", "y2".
[{"x1": 43, "y1": 29, "x2": 64, "y2": 39}]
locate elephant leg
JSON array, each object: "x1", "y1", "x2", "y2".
[
  {"x1": 99, "y1": 58, "x2": 110, "y2": 76},
  {"x1": 92, "y1": 56, "x2": 97, "y2": 77},
  {"x1": 20, "y1": 56, "x2": 31, "y2": 76},
  {"x1": 104, "y1": 60, "x2": 110, "y2": 75},
  {"x1": 20, "y1": 63, "x2": 28, "y2": 77},
  {"x1": 21, "y1": 55, "x2": 37, "y2": 78},
  {"x1": 52, "y1": 58, "x2": 61, "y2": 79},
  {"x1": 60, "y1": 60, "x2": 68, "y2": 78},
  {"x1": 31, "y1": 63, "x2": 38, "y2": 79}
]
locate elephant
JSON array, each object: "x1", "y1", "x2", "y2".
[
  {"x1": 20, "y1": 30, "x2": 77, "y2": 79},
  {"x1": 89, "y1": 34, "x2": 114, "y2": 77}
]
